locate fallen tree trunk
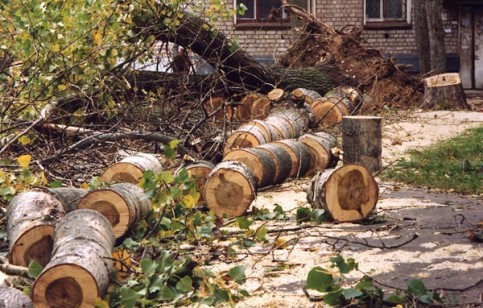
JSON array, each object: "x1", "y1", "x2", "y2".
[
  {"x1": 77, "y1": 183, "x2": 152, "y2": 238},
  {"x1": 101, "y1": 153, "x2": 164, "y2": 184},
  {"x1": 31, "y1": 209, "x2": 115, "y2": 308},
  {"x1": 307, "y1": 164, "x2": 378, "y2": 222},
  {"x1": 299, "y1": 132, "x2": 339, "y2": 175}
]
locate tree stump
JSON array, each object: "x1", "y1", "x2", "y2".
[
  {"x1": 299, "y1": 132, "x2": 339, "y2": 175},
  {"x1": 101, "y1": 153, "x2": 163, "y2": 184},
  {"x1": 341, "y1": 116, "x2": 382, "y2": 173},
  {"x1": 204, "y1": 161, "x2": 257, "y2": 219},
  {"x1": 0, "y1": 286, "x2": 33, "y2": 308},
  {"x1": 31, "y1": 209, "x2": 115, "y2": 308},
  {"x1": 7, "y1": 191, "x2": 66, "y2": 267},
  {"x1": 421, "y1": 73, "x2": 471, "y2": 110},
  {"x1": 77, "y1": 183, "x2": 152, "y2": 238},
  {"x1": 307, "y1": 165, "x2": 379, "y2": 222}
]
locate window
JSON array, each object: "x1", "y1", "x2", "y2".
[
  {"x1": 364, "y1": 0, "x2": 411, "y2": 29},
  {"x1": 235, "y1": 0, "x2": 312, "y2": 28}
]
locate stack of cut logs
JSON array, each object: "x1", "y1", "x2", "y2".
[{"x1": 2, "y1": 86, "x2": 379, "y2": 307}]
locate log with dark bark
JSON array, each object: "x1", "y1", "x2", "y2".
[
  {"x1": 299, "y1": 132, "x2": 339, "y2": 175},
  {"x1": 421, "y1": 73, "x2": 470, "y2": 110},
  {"x1": 307, "y1": 164, "x2": 379, "y2": 222},
  {"x1": 77, "y1": 183, "x2": 152, "y2": 238},
  {"x1": 203, "y1": 161, "x2": 257, "y2": 219},
  {"x1": 341, "y1": 116, "x2": 382, "y2": 173},
  {"x1": 47, "y1": 187, "x2": 88, "y2": 213},
  {"x1": 272, "y1": 139, "x2": 313, "y2": 178},
  {"x1": 0, "y1": 286, "x2": 33, "y2": 308},
  {"x1": 31, "y1": 209, "x2": 115, "y2": 308},
  {"x1": 7, "y1": 191, "x2": 66, "y2": 267},
  {"x1": 101, "y1": 153, "x2": 164, "y2": 184}
]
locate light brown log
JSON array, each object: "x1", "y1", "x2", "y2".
[
  {"x1": 291, "y1": 88, "x2": 322, "y2": 106},
  {"x1": 77, "y1": 183, "x2": 152, "y2": 238},
  {"x1": 272, "y1": 139, "x2": 313, "y2": 178},
  {"x1": 203, "y1": 96, "x2": 234, "y2": 121},
  {"x1": 47, "y1": 187, "x2": 88, "y2": 213},
  {"x1": 7, "y1": 191, "x2": 66, "y2": 267},
  {"x1": 101, "y1": 153, "x2": 163, "y2": 184},
  {"x1": 269, "y1": 107, "x2": 310, "y2": 138},
  {"x1": 251, "y1": 97, "x2": 271, "y2": 119},
  {"x1": 324, "y1": 86, "x2": 362, "y2": 113},
  {"x1": 0, "y1": 286, "x2": 33, "y2": 308},
  {"x1": 311, "y1": 97, "x2": 350, "y2": 126},
  {"x1": 223, "y1": 148, "x2": 277, "y2": 188},
  {"x1": 176, "y1": 160, "x2": 215, "y2": 204},
  {"x1": 307, "y1": 165, "x2": 379, "y2": 222},
  {"x1": 236, "y1": 93, "x2": 261, "y2": 121},
  {"x1": 241, "y1": 120, "x2": 275, "y2": 143},
  {"x1": 204, "y1": 161, "x2": 257, "y2": 219},
  {"x1": 267, "y1": 88, "x2": 285, "y2": 101},
  {"x1": 341, "y1": 116, "x2": 382, "y2": 173},
  {"x1": 31, "y1": 209, "x2": 115, "y2": 308},
  {"x1": 299, "y1": 132, "x2": 339, "y2": 175},
  {"x1": 224, "y1": 126, "x2": 269, "y2": 154},
  {"x1": 421, "y1": 73, "x2": 471, "y2": 110},
  {"x1": 257, "y1": 143, "x2": 292, "y2": 184},
  {"x1": 264, "y1": 115, "x2": 294, "y2": 141}
]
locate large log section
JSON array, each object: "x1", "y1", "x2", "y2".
[
  {"x1": 421, "y1": 73, "x2": 470, "y2": 110},
  {"x1": 32, "y1": 209, "x2": 115, "y2": 308},
  {"x1": 0, "y1": 286, "x2": 33, "y2": 308}
]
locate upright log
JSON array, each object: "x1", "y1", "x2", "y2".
[
  {"x1": 31, "y1": 209, "x2": 115, "y2": 308},
  {"x1": 341, "y1": 116, "x2": 382, "y2": 173},
  {"x1": 101, "y1": 153, "x2": 163, "y2": 184},
  {"x1": 307, "y1": 164, "x2": 379, "y2": 222},
  {"x1": 7, "y1": 191, "x2": 66, "y2": 267},
  {"x1": 77, "y1": 183, "x2": 152, "y2": 238},
  {"x1": 204, "y1": 161, "x2": 257, "y2": 219},
  {"x1": 421, "y1": 73, "x2": 470, "y2": 110}
]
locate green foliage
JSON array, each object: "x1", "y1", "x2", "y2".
[
  {"x1": 27, "y1": 260, "x2": 44, "y2": 279},
  {"x1": 381, "y1": 127, "x2": 482, "y2": 194},
  {"x1": 296, "y1": 207, "x2": 330, "y2": 224}
]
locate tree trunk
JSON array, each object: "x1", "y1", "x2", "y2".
[
  {"x1": 298, "y1": 132, "x2": 339, "y2": 175},
  {"x1": 272, "y1": 139, "x2": 313, "y2": 178},
  {"x1": 101, "y1": 153, "x2": 163, "y2": 184},
  {"x1": 341, "y1": 116, "x2": 382, "y2": 173},
  {"x1": 47, "y1": 187, "x2": 88, "y2": 213},
  {"x1": 422, "y1": 73, "x2": 470, "y2": 110},
  {"x1": 307, "y1": 165, "x2": 379, "y2": 222},
  {"x1": 413, "y1": 0, "x2": 431, "y2": 74},
  {"x1": 204, "y1": 161, "x2": 257, "y2": 219},
  {"x1": 7, "y1": 191, "x2": 66, "y2": 267},
  {"x1": 77, "y1": 183, "x2": 152, "y2": 238},
  {"x1": 0, "y1": 286, "x2": 33, "y2": 308},
  {"x1": 31, "y1": 209, "x2": 115, "y2": 308},
  {"x1": 426, "y1": 0, "x2": 447, "y2": 74}
]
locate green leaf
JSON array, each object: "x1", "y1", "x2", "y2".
[
  {"x1": 176, "y1": 275, "x2": 193, "y2": 293},
  {"x1": 355, "y1": 275, "x2": 374, "y2": 290},
  {"x1": 306, "y1": 266, "x2": 334, "y2": 292},
  {"x1": 330, "y1": 255, "x2": 358, "y2": 274},
  {"x1": 122, "y1": 237, "x2": 138, "y2": 249},
  {"x1": 273, "y1": 204, "x2": 284, "y2": 215},
  {"x1": 49, "y1": 180, "x2": 63, "y2": 188},
  {"x1": 342, "y1": 288, "x2": 363, "y2": 300},
  {"x1": 323, "y1": 290, "x2": 342, "y2": 306},
  {"x1": 158, "y1": 285, "x2": 177, "y2": 300},
  {"x1": 140, "y1": 259, "x2": 157, "y2": 277},
  {"x1": 228, "y1": 265, "x2": 247, "y2": 284},
  {"x1": 310, "y1": 208, "x2": 329, "y2": 223},
  {"x1": 120, "y1": 286, "x2": 139, "y2": 308},
  {"x1": 296, "y1": 207, "x2": 311, "y2": 224},
  {"x1": 27, "y1": 260, "x2": 44, "y2": 278},
  {"x1": 386, "y1": 293, "x2": 407, "y2": 304},
  {"x1": 407, "y1": 279, "x2": 427, "y2": 297},
  {"x1": 255, "y1": 225, "x2": 267, "y2": 242},
  {"x1": 236, "y1": 216, "x2": 253, "y2": 230}
]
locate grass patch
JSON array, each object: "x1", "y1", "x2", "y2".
[{"x1": 381, "y1": 126, "x2": 482, "y2": 195}]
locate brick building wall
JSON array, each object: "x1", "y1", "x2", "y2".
[{"x1": 214, "y1": 1, "x2": 460, "y2": 60}]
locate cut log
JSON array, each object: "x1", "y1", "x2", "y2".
[
  {"x1": 267, "y1": 88, "x2": 285, "y2": 101},
  {"x1": 224, "y1": 125, "x2": 269, "y2": 154},
  {"x1": 291, "y1": 88, "x2": 322, "y2": 106},
  {"x1": 341, "y1": 116, "x2": 382, "y2": 173},
  {"x1": 0, "y1": 286, "x2": 33, "y2": 308},
  {"x1": 241, "y1": 120, "x2": 276, "y2": 143},
  {"x1": 251, "y1": 97, "x2": 271, "y2": 119},
  {"x1": 47, "y1": 187, "x2": 88, "y2": 213},
  {"x1": 421, "y1": 73, "x2": 471, "y2": 110},
  {"x1": 272, "y1": 139, "x2": 313, "y2": 178},
  {"x1": 77, "y1": 183, "x2": 152, "y2": 238},
  {"x1": 269, "y1": 107, "x2": 310, "y2": 138},
  {"x1": 257, "y1": 143, "x2": 293, "y2": 184},
  {"x1": 101, "y1": 153, "x2": 163, "y2": 184},
  {"x1": 223, "y1": 148, "x2": 277, "y2": 188},
  {"x1": 236, "y1": 92, "x2": 262, "y2": 121},
  {"x1": 31, "y1": 209, "x2": 115, "y2": 308},
  {"x1": 203, "y1": 96, "x2": 234, "y2": 121},
  {"x1": 307, "y1": 164, "x2": 379, "y2": 222},
  {"x1": 311, "y1": 96, "x2": 350, "y2": 126},
  {"x1": 324, "y1": 86, "x2": 363, "y2": 113},
  {"x1": 176, "y1": 160, "x2": 215, "y2": 204},
  {"x1": 204, "y1": 161, "x2": 257, "y2": 219},
  {"x1": 264, "y1": 115, "x2": 294, "y2": 141},
  {"x1": 299, "y1": 132, "x2": 339, "y2": 175},
  {"x1": 7, "y1": 191, "x2": 66, "y2": 267}
]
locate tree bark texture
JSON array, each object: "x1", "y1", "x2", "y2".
[
  {"x1": 31, "y1": 209, "x2": 115, "y2": 308},
  {"x1": 298, "y1": 132, "x2": 339, "y2": 175},
  {"x1": 101, "y1": 153, "x2": 164, "y2": 184},
  {"x1": 272, "y1": 139, "x2": 313, "y2": 178},
  {"x1": 47, "y1": 187, "x2": 88, "y2": 213},
  {"x1": 0, "y1": 286, "x2": 33, "y2": 308},
  {"x1": 426, "y1": 0, "x2": 447, "y2": 74},
  {"x1": 77, "y1": 183, "x2": 152, "y2": 238},
  {"x1": 421, "y1": 73, "x2": 470, "y2": 110},
  {"x1": 413, "y1": 0, "x2": 431, "y2": 74},
  {"x1": 307, "y1": 164, "x2": 379, "y2": 222},
  {"x1": 7, "y1": 191, "x2": 66, "y2": 267}
]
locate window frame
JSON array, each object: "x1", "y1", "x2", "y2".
[
  {"x1": 234, "y1": 0, "x2": 315, "y2": 30},
  {"x1": 364, "y1": 0, "x2": 412, "y2": 29}
]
